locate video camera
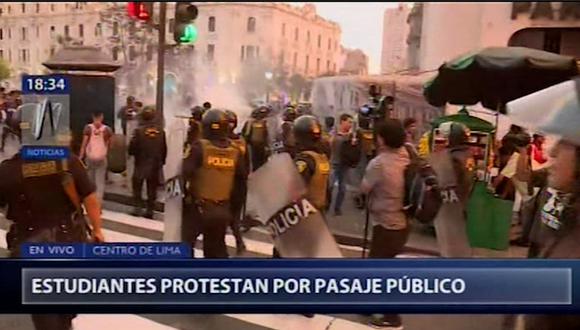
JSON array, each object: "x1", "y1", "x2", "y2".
[{"x1": 359, "y1": 85, "x2": 394, "y2": 123}]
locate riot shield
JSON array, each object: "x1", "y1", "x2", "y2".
[
  {"x1": 247, "y1": 153, "x2": 342, "y2": 258},
  {"x1": 163, "y1": 117, "x2": 188, "y2": 242}
]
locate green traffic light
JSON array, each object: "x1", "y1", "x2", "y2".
[{"x1": 179, "y1": 24, "x2": 198, "y2": 43}]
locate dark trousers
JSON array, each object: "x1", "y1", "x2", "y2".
[
  {"x1": 369, "y1": 225, "x2": 410, "y2": 258},
  {"x1": 251, "y1": 145, "x2": 268, "y2": 171},
  {"x1": 132, "y1": 166, "x2": 160, "y2": 213},
  {"x1": 329, "y1": 164, "x2": 348, "y2": 212},
  {"x1": 183, "y1": 202, "x2": 231, "y2": 258},
  {"x1": 31, "y1": 314, "x2": 74, "y2": 330},
  {"x1": 368, "y1": 225, "x2": 410, "y2": 324}
]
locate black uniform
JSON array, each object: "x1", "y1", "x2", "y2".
[
  {"x1": 128, "y1": 116, "x2": 167, "y2": 219},
  {"x1": 0, "y1": 153, "x2": 94, "y2": 330},
  {"x1": 242, "y1": 108, "x2": 270, "y2": 171},
  {"x1": 182, "y1": 109, "x2": 246, "y2": 258}
]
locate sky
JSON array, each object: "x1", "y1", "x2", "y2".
[{"x1": 289, "y1": 2, "x2": 401, "y2": 74}]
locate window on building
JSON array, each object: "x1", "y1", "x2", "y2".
[
  {"x1": 112, "y1": 47, "x2": 120, "y2": 61},
  {"x1": 129, "y1": 45, "x2": 137, "y2": 61},
  {"x1": 168, "y1": 19, "x2": 174, "y2": 33},
  {"x1": 0, "y1": 29, "x2": 3, "y2": 41},
  {"x1": 50, "y1": 46, "x2": 56, "y2": 56},
  {"x1": 0, "y1": 50, "x2": 3, "y2": 60},
  {"x1": 294, "y1": 27, "x2": 299, "y2": 41},
  {"x1": 21, "y1": 27, "x2": 26, "y2": 41},
  {"x1": 317, "y1": 34, "x2": 321, "y2": 48},
  {"x1": 36, "y1": 26, "x2": 40, "y2": 38},
  {"x1": 240, "y1": 46, "x2": 245, "y2": 61},
  {"x1": 316, "y1": 58, "x2": 320, "y2": 74},
  {"x1": 305, "y1": 55, "x2": 309, "y2": 73},
  {"x1": 75, "y1": 2, "x2": 81, "y2": 9},
  {"x1": 8, "y1": 49, "x2": 11, "y2": 62},
  {"x1": 246, "y1": 45, "x2": 255, "y2": 60},
  {"x1": 79, "y1": 24, "x2": 84, "y2": 38},
  {"x1": 208, "y1": 16, "x2": 216, "y2": 32},
  {"x1": 7, "y1": 28, "x2": 11, "y2": 39},
  {"x1": 0, "y1": 7, "x2": 3, "y2": 16},
  {"x1": 50, "y1": 26, "x2": 55, "y2": 38},
  {"x1": 282, "y1": 23, "x2": 286, "y2": 36},
  {"x1": 307, "y1": 30, "x2": 310, "y2": 43},
  {"x1": 64, "y1": 25, "x2": 70, "y2": 38},
  {"x1": 21, "y1": 3, "x2": 25, "y2": 13},
  {"x1": 50, "y1": 4, "x2": 55, "y2": 12},
  {"x1": 328, "y1": 38, "x2": 331, "y2": 50},
  {"x1": 36, "y1": 3, "x2": 40, "y2": 13},
  {"x1": 293, "y1": 52, "x2": 297, "y2": 69},
  {"x1": 19, "y1": 49, "x2": 29, "y2": 63},
  {"x1": 333, "y1": 63, "x2": 336, "y2": 72},
  {"x1": 7, "y1": 5, "x2": 11, "y2": 14},
  {"x1": 112, "y1": 22, "x2": 119, "y2": 36},
  {"x1": 247, "y1": 17, "x2": 256, "y2": 33},
  {"x1": 146, "y1": 44, "x2": 154, "y2": 61},
  {"x1": 256, "y1": 46, "x2": 260, "y2": 58},
  {"x1": 207, "y1": 44, "x2": 215, "y2": 61},
  {"x1": 95, "y1": 23, "x2": 102, "y2": 37},
  {"x1": 326, "y1": 60, "x2": 330, "y2": 72}
]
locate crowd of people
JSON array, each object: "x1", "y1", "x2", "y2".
[{"x1": 1, "y1": 82, "x2": 580, "y2": 329}]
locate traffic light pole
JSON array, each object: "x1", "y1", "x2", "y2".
[{"x1": 155, "y1": 1, "x2": 167, "y2": 120}]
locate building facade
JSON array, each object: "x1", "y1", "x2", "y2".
[
  {"x1": 411, "y1": 2, "x2": 580, "y2": 71},
  {"x1": 0, "y1": 2, "x2": 106, "y2": 83},
  {"x1": 0, "y1": 2, "x2": 342, "y2": 87},
  {"x1": 381, "y1": 4, "x2": 411, "y2": 74},
  {"x1": 338, "y1": 47, "x2": 368, "y2": 76},
  {"x1": 184, "y1": 2, "x2": 341, "y2": 82}
]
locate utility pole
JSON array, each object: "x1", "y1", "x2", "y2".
[{"x1": 155, "y1": 2, "x2": 167, "y2": 120}]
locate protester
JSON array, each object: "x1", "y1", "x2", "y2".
[
  {"x1": 403, "y1": 117, "x2": 418, "y2": 147},
  {"x1": 531, "y1": 134, "x2": 548, "y2": 166},
  {"x1": 360, "y1": 119, "x2": 409, "y2": 329},
  {"x1": 79, "y1": 111, "x2": 113, "y2": 204},
  {"x1": 118, "y1": 96, "x2": 136, "y2": 136},
  {"x1": 329, "y1": 113, "x2": 354, "y2": 216}
]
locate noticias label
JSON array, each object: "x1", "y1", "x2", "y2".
[{"x1": 21, "y1": 146, "x2": 69, "y2": 161}]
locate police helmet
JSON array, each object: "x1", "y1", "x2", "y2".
[
  {"x1": 202, "y1": 109, "x2": 229, "y2": 140},
  {"x1": 439, "y1": 122, "x2": 470, "y2": 147},
  {"x1": 191, "y1": 106, "x2": 205, "y2": 122},
  {"x1": 224, "y1": 110, "x2": 238, "y2": 131},
  {"x1": 283, "y1": 106, "x2": 298, "y2": 122},
  {"x1": 203, "y1": 101, "x2": 212, "y2": 110},
  {"x1": 293, "y1": 115, "x2": 322, "y2": 146},
  {"x1": 141, "y1": 106, "x2": 156, "y2": 122}
]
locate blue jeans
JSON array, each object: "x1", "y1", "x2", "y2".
[{"x1": 329, "y1": 164, "x2": 348, "y2": 212}]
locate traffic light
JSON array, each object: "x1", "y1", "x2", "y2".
[
  {"x1": 174, "y1": 2, "x2": 198, "y2": 44},
  {"x1": 127, "y1": 2, "x2": 153, "y2": 21}
]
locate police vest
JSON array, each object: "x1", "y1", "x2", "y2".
[
  {"x1": 249, "y1": 119, "x2": 267, "y2": 146},
  {"x1": 194, "y1": 139, "x2": 240, "y2": 202},
  {"x1": 359, "y1": 129, "x2": 375, "y2": 156},
  {"x1": 230, "y1": 136, "x2": 247, "y2": 158},
  {"x1": 300, "y1": 150, "x2": 330, "y2": 210},
  {"x1": 281, "y1": 121, "x2": 295, "y2": 147}
]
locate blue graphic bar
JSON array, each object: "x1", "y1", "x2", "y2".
[
  {"x1": 20, "y1": 243, "x2": 192, "y2": 260},
  {"x1": 21, "y1": 146, "x2": 70, "y2": 161},
  {"x1": 21, "y1": 267, "x2": 570, "y2": 306}
]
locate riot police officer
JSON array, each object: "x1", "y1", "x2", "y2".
[
  {"x1": 294, "y1": 115, "x2": 331, "y2": 212},
  {"x1": 225, "y1": 109, "x2": 248, "y2": 254},
  {"x1": 182, "y1": 109, "x2": 246, "y2": 258},
  {"x1": 242, "y1": 105, "x2": 271, "y2": 171},
  {"x1": 187, "y1": 106, "x2": 205, "y2": 145},
  {"x1": 275, "y1": 106, "x2": 298, "y2": 157},
  {"x1": 128, "y1": 106, "x2": 167, "y2": 219},
  {"x1": 0, "y1": 150, "x2": 104, "y2": 330}
]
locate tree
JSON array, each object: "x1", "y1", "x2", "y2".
[
  {"x1": 289, "y1": 74, "x2": 307, "y2": 101},
  {"x1": 0, "y1": 59, "x2": 10, "y2": 81}
]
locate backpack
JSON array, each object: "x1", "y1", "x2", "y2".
[
  {"x1": 86, "y1": 124, "x2": 108, "y2": 162},
  {"x1": 339, "y1": 135, "x2": 361, "y2": 168},
  {"x1": 403, "y1": 144, "x2": 442, "y2": 224}
]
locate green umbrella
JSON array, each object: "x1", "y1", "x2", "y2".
[
  {"x1": 424, "y1": 47, "x2": 579, "y2": 112},
  {"x1": 431, "y1": 108, "x2": 495, "y2": 133}
]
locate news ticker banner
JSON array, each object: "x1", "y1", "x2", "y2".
[
  {"x1": 20, "y1": 243, "x2": 192, "y2": 259},
  {"x1": 1, "y1": 258, "x2": 580, "y2": 313}
]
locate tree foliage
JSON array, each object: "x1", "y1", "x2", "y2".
[{"x1": 0, "y1": 59, "x2": 10, "y2": 81}]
